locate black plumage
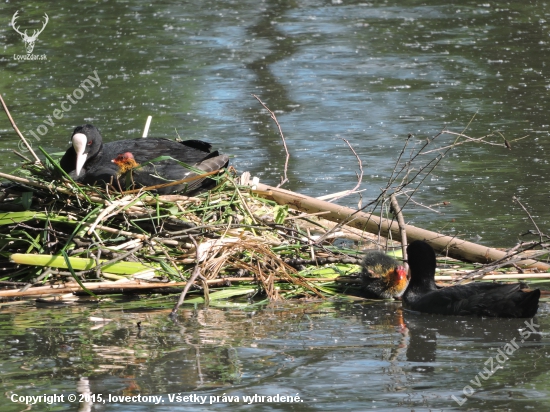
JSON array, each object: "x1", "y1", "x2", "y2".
[
  {"x1": 403, "y1": 240, "x2": 540, "y2": 318},
  {"x1": 59, "y1": 124, "x2": 228, "y2": 195}
]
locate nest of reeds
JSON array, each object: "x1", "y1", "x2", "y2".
[
  {"x1": 2, "y1": 93, "x2": 549, "y2": 311},
  {"x1": 0, "y1": 154, "x2": 376, "y2": 306}
]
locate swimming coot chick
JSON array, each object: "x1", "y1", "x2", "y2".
[
  {"x1": 403, "y1": 240, "x2": 540, "y2": 318},
  {"x1": 360, "y1": 250, "x2": 408, "y2": 299},
  {"x1": 59, "y1": 124, "x2": 229, "y2": 195}
]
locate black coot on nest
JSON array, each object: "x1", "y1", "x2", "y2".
[{"x1": 59, "y1": 124, "x2": 229, "y2": 195}]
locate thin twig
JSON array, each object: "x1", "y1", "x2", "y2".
[
  {"x1": 454, "y1": 243, "x2": 548, "y2": 283},
  {"x1": 328, "y1": 138, "x2": 363, "y2": 202},
  {"x1": 252, "y1": 94, "x2": 290, "y2": 187},
  {"x1": 0, "y1": 94, "x2": 42, "y2": 164},
  {"x1": 399, "y1": 190, "x2": 442, "y2": 214},
  {"x1": 312, "y1": 125, "x2": 497, "y2": 246},
  {"x1": 420, "y1": 132, "x2": 493, "y2": 154},
  {"x1": 12, "y1": 150, "x2": 32, "y2": 162},
  {"x1": 171, "y1": 236, "x2": 204, "y2": 317},
  {"x1": 513, "y1": 196, "x2": 544, "y2": 243},
  {"x1": 387, "y1": 133, "x2": 413, "y2": 186}
]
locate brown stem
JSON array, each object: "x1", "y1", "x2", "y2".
[
  {"x1": 171, "y1": 235, "x2": 203, "y2": 316},
  {"x1": 252, "y1": 94, "x2": 290, "y2": 187},
  {"x1": 0, "y1": 94, "x2": 42, "y2": 164},
  {"x1": 327, "y1": 138, "x2": 363, "y2": 202},
  {"x1": 390, "y1": 194, "x2": 408, "y2": 265},
  {"x1": 513, "y1": 196, "x2": 544, "y2": 243}
]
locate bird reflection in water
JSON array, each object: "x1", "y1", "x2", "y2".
[{"x1": 402, "y1": 312, "x2": 542, "y2": 374}]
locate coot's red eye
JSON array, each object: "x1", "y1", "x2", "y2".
[{"x1": 88, "y1": 141, "x2": 93, "y2": 145}]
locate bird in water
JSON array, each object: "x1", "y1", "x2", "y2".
[
  {"x1": 59, "y1": 124, "x2": 229, "y2": 195},
  {"x1": 403, "y1": 240, "x2": 540, "y2": 318},
  {"x1": 360, "y1": 250, "x2": 408, "y2": 299}
]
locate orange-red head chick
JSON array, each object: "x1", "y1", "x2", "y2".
[
  {"x1": 360, "y1": 250, "x2": 408, "y2": 299},
  {"x1": 112, "y1": 152, "x2": 139, "y2": 174}
]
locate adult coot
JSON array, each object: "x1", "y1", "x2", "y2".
[
  {"x1": 59, "y1": 124, "x2": 229, "y2": 195},
  {"x1": 360, "y1": 250, "x2": 408, "y2": 299},
  {"x1": 403, "y1": 240, "x2": 540, "y2": 318}
]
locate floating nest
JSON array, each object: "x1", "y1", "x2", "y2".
[
  {"x1": 2, "y1": 109, "x2": 544, "y2": 309},
  {"x1": 0, "y1": 155, "x2": 387, "y2": 306}
]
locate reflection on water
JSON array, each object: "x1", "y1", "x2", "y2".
[
  {"x1": 3, "y1": 2, "x2": 550, "y2": 409},
  {"x1": 404, "y1": 311, "x2": 545, "y2": 408},
  {"x1": 0, "y1": 299, "x2": 549, "y2": 410},
  {"x1": 1, "y1": 1, "x2": 550, "y2": 245}
]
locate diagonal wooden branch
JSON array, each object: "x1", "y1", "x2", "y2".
[
  {"x1": 390, "y1": 194, "x2": 408, "y2": 264},
  {"x1": 245, "y1": 181, "x2": 550, "y2": 271}
]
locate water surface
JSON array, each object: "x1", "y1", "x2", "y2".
[
  {"x1": 2, "y1": 1, "x2": 550, "y2": 410},
  {"x1": 1, "y1": 299, "x2": 549, "y2": 411}
]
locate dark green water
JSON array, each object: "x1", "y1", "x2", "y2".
[
  {"x1": 1, "y1": 298, "x2": 550, "y2": 411},
  {"x1": 2, "y1": 0, "x2": 550, "y2": 410}
]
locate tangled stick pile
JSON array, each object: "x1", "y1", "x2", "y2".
[{"x1": 0, "y1": 160, "x2": 375, "y2": 304}]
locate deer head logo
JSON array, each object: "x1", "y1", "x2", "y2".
[{"x1": 11, "y1": 10, "x2": 49, "y2": 54}]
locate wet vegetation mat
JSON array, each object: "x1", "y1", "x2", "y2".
[
  {"x1": 1, "y1": 94, "x2": 550, "y2": 313},
  {"x1": 0, "y1": 160, "x2": 375, "y2": 307}
]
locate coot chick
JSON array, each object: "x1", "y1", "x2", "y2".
[
  {"x1": 361, "y1": 250, "x2": 408, "y2": 299},
  {"x1": 59, "y1": 124, "x2": 229, "y2": 195},
  {"x1": 403, "y1": 240, "x2": 540, "y2": 318},
  {"x1": 111, "y1": 152, "x2": 139, "y2": 174}
]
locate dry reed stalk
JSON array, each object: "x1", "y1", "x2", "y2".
[
  {"x1": 0, "y1": 93, "x2": 41, "y2": 164},
  {"x1": 252, "y1": 94, "x2": 290, "y2": 187}
]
